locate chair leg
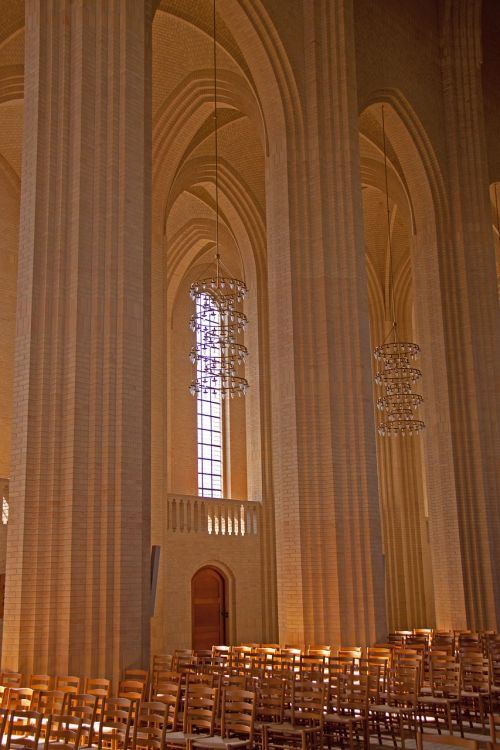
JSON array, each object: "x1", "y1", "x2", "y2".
[{"x1": 399, "y1": 713, "x2": 405, "y2": 750}]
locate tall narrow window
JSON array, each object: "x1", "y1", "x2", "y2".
[{"x1": 196, "y1": 293, "x2": 223, "y2": 497}]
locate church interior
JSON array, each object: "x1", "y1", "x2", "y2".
[{"x1": 0, "y1": 0, "x2": 499, "y2": 747}]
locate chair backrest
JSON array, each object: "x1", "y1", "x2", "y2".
[
  {"x1": 460, "y1": 655, "x2": 490, "y2": 692},
  {"x1": 44, "y1": 714, "x2": 82, "y2": 750},
  {"x1": 338, "y1": 647, "x2": 362, "y2": 660},
  {"x1": 54, "y1": 677, "x2": 80, "y2": 694},
  {"x1": 299, "y1": 655, "x2": 326, "y2": 681},
  {"x1": 183, "y1": 684, "x2": 218, "y2": 735},
  {"x1": 5, "y1": 688, "x2": 34, "y2": 711},
  {"x1": 429, "y1": 659, "x2": 461, "y2": 697},
  {"x1": 84, "y1": 677, "x2": 111, "y2": 697},
  {"x1": 327, "y1": 656, "x2": 355, "y2": 675},
  {"x1": 4, "y1": 710, "x2": 42, "y2": 750},
  {"x1": 387, "y1": 665, "x2": 419, "y2": 707},
  {"x1": 0, "y1": 672, "x2": 22, "y2": 688},
  {"x1": 220, "y1": 688, "x2": 255, "y2": 742},
  {"x1": 123, "y1": 668, "x2": 148, "y2": 684},
  {"x1": 307, "y1": 647, "x2": 331, "y2": 656},
  {"x1": 151, "y1": 679, "x2": 181, "y2": 730},
  {"x1": 416, "y1": 731, "x2": 477, "y2": 750},
  {"x1": 255, "y1": 678, "x2": 285, "y2": 724},
  {"x1": 133, "y1": 702, "x2": 169, "y2": 750},
  {"x1": 172, "y1": 650, "x2": 197, "y2": 674},
  {"x1": 337, "y1": 671, "x2": 369, "y2": 713},
  {"x1": 357, "y1": 661, "x2": 384, "y2": 703},
  {"x1": 29, "y1": 675, "x2": 51, "y2": 691},
  {"x1": 118, "y1": 679, "x2": 147, "y2": 701},
  {"x1": 35, "y1": 690, "x2": 66, "y2": 717},
  {"x1": 290, "y1": 680, "x2": 325, "y2": 727}
]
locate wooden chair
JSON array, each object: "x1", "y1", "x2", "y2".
[
  {"x1": 459, "y1": 654, "x2": 490, "y2": 730},
  {"x1": 90, "y1": 697, "x2": 133, "y2": 750},
  {"x1": 253, "y1": 678, "x2": 285, "y2": 749},
  {"x1": 416, "y1": 731, "x2": 477, "y2": 750},
  {"x1": 418, "y1": 658, "x2": 462, "y2": 736},
  {"x1": 35, "y1": 690, "x2": 66, "y2": 731},
  {"x1": 191, "y1": 688, "x2": 255, "y2": 750},
  {"x1": 263, "y1": 679, "x2": 325, "y2": 750},
  {"x1": 490, "y1": 653, "x2": 500, "y2": 711},
  {"x1": 151, "y1": 674, "x2": 182, "y2": 730},
  {"x1": 44, "y1": 714, "x2": 82, "y2": 750},
  {"x1": 133, "y1": 701, "x2": 170, "y2": 750},
  {"x1": 368, "y1": 664, "x2": 419, "y2": 750},
  {"x1": 151, "y1": 655, "x2": 173, "y2": 696},
  {"x1": 165, "y1": 683, "x2": 219, "y2": 750},
  {"x1": 65, "y1": 693, "x2": 99, "y2": 746},
  {"x1": 28, "y1": 675, "x2": 51, "y2": 711},
  {"x1": 4, "y1": 710, "x2": 43, "y2": 750},
  {"x1": 173, "y1": 651, "x2": 198, "y2": 675},
  {"x1": 84, "y1": 678, "x2": 111, "y2": 720},
  {"x1": 324, "y1": 671, "x2": 368, "y2": 750}
]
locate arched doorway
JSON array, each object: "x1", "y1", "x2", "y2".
[{"x1": 191, "y1": 566, "x2": 226, "y2": 650}]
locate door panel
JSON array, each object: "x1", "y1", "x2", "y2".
[{"x1": 192, "y1": 567, "x2": 226, "y2": 650}]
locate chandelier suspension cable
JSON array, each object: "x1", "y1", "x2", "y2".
[
  {"x1": 213, "y1": 0, "x2": 220, "y2": 272},
  {"x1": 381, "y1": 104, "x2": 397, "y2": 340}
]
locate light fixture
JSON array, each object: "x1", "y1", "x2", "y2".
[
  {"x1": 188, "y1": 0, "x2": 249, "y2": 399},
  {"x1": 373, "y1": 105, "x2": 425, "y2": 437}
]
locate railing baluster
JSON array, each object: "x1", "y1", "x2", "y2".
[{"x1": 165, "y1": 495, "x2": 260, "y2": 537}]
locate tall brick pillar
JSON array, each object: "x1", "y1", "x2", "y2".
[
  {"x1": 270, "y1": 0, "x2": 386, "y2": 646},
  {"x1": 437, "y1": 0, "x2": 500, "y2": 629},
  {"x1": 2, "y1": 0, "x2": 152, "y2": 679}
]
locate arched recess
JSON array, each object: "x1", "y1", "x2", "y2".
[
  {"x1": 360, "y1": 91, "x2": 467, "y2": 630},
  {"x1": 150, "y1": 0, "x2": 302, "y2": 652}
]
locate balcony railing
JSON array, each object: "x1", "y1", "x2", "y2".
[{"x1": 166, "y1": 494, "x2": 260, "y2": 537}]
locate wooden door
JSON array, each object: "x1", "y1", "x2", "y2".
[{"x1": 192, "y1": 567, "x2": 226, "y2": 650}]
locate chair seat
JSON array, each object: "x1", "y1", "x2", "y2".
[
  {"x1": 191, "y1": 736, "x2": 250, "y2": 750},
  {"x1": 264, "y1": 723, "x2": 321, "y2": 736},
  {"x1": 324, "y1": 713, "x2": 365, "y2": 725},
  {"x1": 369, "y1": 704, "x2": 415, "y2": 714},
  {"x1": 166, "y1": 732, "x2": 211, "y2": 745}
]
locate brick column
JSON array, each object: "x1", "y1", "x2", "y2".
[
  {"x1": 270, "y1": 0, "x2": 386, "y2": 646},
  {"x1": 438, "y1": 0, "x2": 500, "y2": 629},
  {"x1": 2, "y1": 0, "x2": 152, "y2": 679}
]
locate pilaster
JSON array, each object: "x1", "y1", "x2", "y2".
[
  {"x1": 270, "y1": 0, "x2": 386, "y2": 646},
  {"x1": 438, "y1": 0, "x2": 500, "y2": 629},
  {"x1": 2, "y1": 0, "x2": 152, "y2": 679}
]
